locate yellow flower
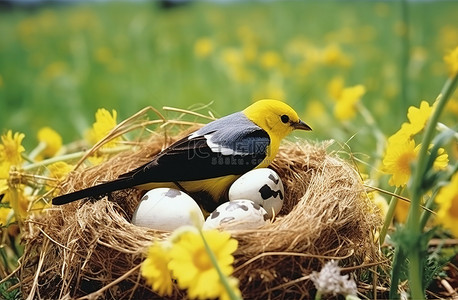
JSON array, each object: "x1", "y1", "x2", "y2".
[
  {"x1": 37, "y1": 127, "x2": 63, "y2": 159},
  {"x1": 322, "y1": 44, "x2": 352, "y2": 67},
  {"x1": 334, "y1": 84, "x2": 366, "y2": 121},
  {"x1": 259, "y1": 51, "x2": 281, "y2": 70},
  {"x1": 48, "y1": 161, "x2": 73, "y2": 181},
  {"x1": 433, "y1": 148, "x2": 448, "y2": 170},
  {"x1": 404, "y1": 100, "x2": 434, "y2": 136},
  {"x1": 0, "y1": 130, "x2": 25, "y2": 167},
  {"x1": 368, "y1": 191, "x2": 389, "y2": 219},
  {"x1": 142, "y1": 241, "x2": 173, "y2": 296},
  {"x1": 435, "y1": 173, "x2": 458, "y2": 236},
  {"x1": 194, "y1": 38, "x2": 214, "y2": 58},
  {"x1": 2, "y1": 184, "x2": 30, "y2": 220},
  {"x1": 168, "y1": 229, "x2": 238, "y2": 299},
  {"x1": 0, "y1": 206, "x2": 13, "y2": 226},
  {"x1": 86, "y1": 108, "x2": 120, "y2": 148},
  {"x1": 327, "y1": 77, "x2": 345, "y2": 100},
  {"x1": 444, "y1": 46, "x2": 458, "y2": 76},
  {"x1": 383, "y1": 131, "x2": 448, "y2": 187},
  {"x1": 383, "y1": 136, "x2": 419, "y2": 187},
  {"x1": 219, "y1": 276, "x2": 241, "y2": 300},
  {"x1": 221, "y1": 48, "x2": 243, "y2": 66},
  {"x1": 445, "y1": 97, "x2": 458, "y2": 115},
  {"x1": 395, "y1": 199, "x2": 410, "y2": 223}
]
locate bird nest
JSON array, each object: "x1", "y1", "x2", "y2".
[{"x1": 18, "y1": 112, "x2": 384, "y2": 299}]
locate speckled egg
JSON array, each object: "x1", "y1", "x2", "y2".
[
  {"x1": 228, "y1": 168, "x2": 284, "y2": 218},
  {"x1": 203, "y1": 199, "x2": 269, "y2": 230},
  {"x1": 132, "y1": 188, "x2": 204, "y2": 231}
]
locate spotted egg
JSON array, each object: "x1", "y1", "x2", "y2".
[
  {"x1": 132, "y1": 188, "x2": 204, "y2": 231},
  {"x1": 203, "y1": 199, "x2": 269, "y2": 230},
  {"x1": 228, "y1": 168, "x2": 284, "y2": 218}
]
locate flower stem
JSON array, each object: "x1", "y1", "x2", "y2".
[
  {"x1": 379, "y1": 186, "x2": 403, "y2": 246},
  {"x1": 389, "y1": 246, "x2": 404, "y2": 300},
  {"x1": 22, "y1": 145, "x2": 131, "y2": 171},
  {"x1": 198, "y1": 230, "x2": 241, "y2": 300},
  {"x1": 405, "y1": 74, "x2": 457, "y2": 299}
]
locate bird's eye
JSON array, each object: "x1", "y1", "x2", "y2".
[{"x1": 281, "y1": 114, "x2": 290, "y2": 123}]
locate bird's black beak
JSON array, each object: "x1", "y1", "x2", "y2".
[{"x1": 292, "y1": 120, "x2": 312, "y2": 131}]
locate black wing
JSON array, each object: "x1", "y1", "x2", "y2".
[{"x1": 121, "y1": 128, "x2": 270, "y2": 185}]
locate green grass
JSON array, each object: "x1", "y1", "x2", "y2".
[{"x1": 0, "y1": 0, "x2": 457, "y2": 152}]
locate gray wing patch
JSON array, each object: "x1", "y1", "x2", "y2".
[{"x1": 189, "y1": 112, "x2": 269, "y2": 156}]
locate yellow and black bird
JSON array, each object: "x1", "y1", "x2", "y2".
[{"x1": 52, "y1": 99, "x2": 311, "y2": 211}]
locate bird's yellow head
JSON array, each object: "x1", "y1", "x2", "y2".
[{"x1": 243, "y1": 99, "x2": 312, "y2": 139}]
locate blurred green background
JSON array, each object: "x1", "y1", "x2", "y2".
[{"x1": 0, "y1": 0, "x2": 457, "y2": 152}]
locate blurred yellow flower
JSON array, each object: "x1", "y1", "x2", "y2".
[
  {"x1": 37, "y1": 127, "x2": 63, "y2": 159},
  {"x1": 306, "y1": 100, "x2": 327, "y2": 121},
  {"x1": 259, "y1": 51, "x2": 281, "y2": 70},
  {"x1": 41, "y1": 61, "x2": 67, "y2": 81},
  {"x1": 221, "y1": 48, "x2": 243, "y2": 66},
  {"x1": 142, "y1": 241, "x2": 173, "y2": 296},
  {"x1": 333, "y1": 84, "x2": 366, "y2": 121},
  {"x1": 242, "y1": 43, "x2": 257, "y2": 62},
  {"x1": 94, "y1": 47, "x2": 114, "y2": 65},
  {"x1": 194, "y1": 38, "x2": 214, "y2": 58},
  {"x1": 2, "y1": 185, "x2": 30, "y2": 220},
  {"x1": 395, "y1": 199, "x2": 410, "y2": 223},
  {"x1": 253, "y1": 82, "x2": 285, "y2": 101},
  {"x1": 445, "y1": 97, "x2": 458, "y2": 115},
  {"x1": 368, "y1": 191, "x2": 389, "y2": 218},
  {"x1": 327, "y1": 77, "x2": 345, "y2": 100},
  {"x1": 322, "y1": 44, "x2": 352, "y2": 67},
  {"x1": 435, "y1": 172, "x2": 458, "y2": 237},
  {"x1": 444, "y1": 46, "x2": 458, "y2": 76},
  {"x1": 0, "y1": 206, "x2": 13, "y2": 226},
  {"x1": 86, "y1": 108, "x2": 120, "y2": 148},
  {"x1": 168, "y1": 229, "x2": 238, "y2": 299},
  {"x1": 432, "y1": 147, "x2": 449, "y2": 170},
  {"x1": 48, "y1": 161, "x2": 73, "y2": 181}
]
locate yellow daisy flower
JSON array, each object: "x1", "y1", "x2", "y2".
[
  {"x1": 141, "y1": 241, "x2": 173, "y2": 296},
  {"x1": 168, "y1": 229, "x2": 238, "y2": 299},
  {"x1": 382, "y1": 136, "x2": 419, "y2": 187},
  {"x1": 334, "y1": 84, "x2": 366, "y2": 121},
  {"x1": 435, "y1": 172, "x2": 458, "y2": 236},
  {"x1": 405, "y1": 100, "x2": 434, "y2": 136},
  {"x1": 0, "y1": 130, "x2": 25, "y2": 167},
  {"x1": 383, "y1": 131, "x2": 449, "y2": 187},
  {"x1": 37, "y1": 127, "x2": 63, "y2": 159},
  {"x1": 86, "y1": 108, "x2": 121, "y2": 148},
  {"x1": 444, "y1": 46, "x2": 458, "y2": 77}
]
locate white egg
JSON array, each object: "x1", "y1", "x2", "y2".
[
  {"x1": 132, "y1": 188, "x2": 204, "y2": 231},
  {"x1": 228, "y1": 168, "x2": 284, "y2": 218},
  {"x1": 203, "y1": 199, "x2": 268, "y2": 230}
]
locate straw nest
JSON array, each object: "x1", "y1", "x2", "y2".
[{"x1": 19, "y1": 133, "x2": 383, "y2": 299}]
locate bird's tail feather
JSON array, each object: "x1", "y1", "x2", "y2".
[{"x1": 52, "y1": 177, "x2": 134, "y2": 205}]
